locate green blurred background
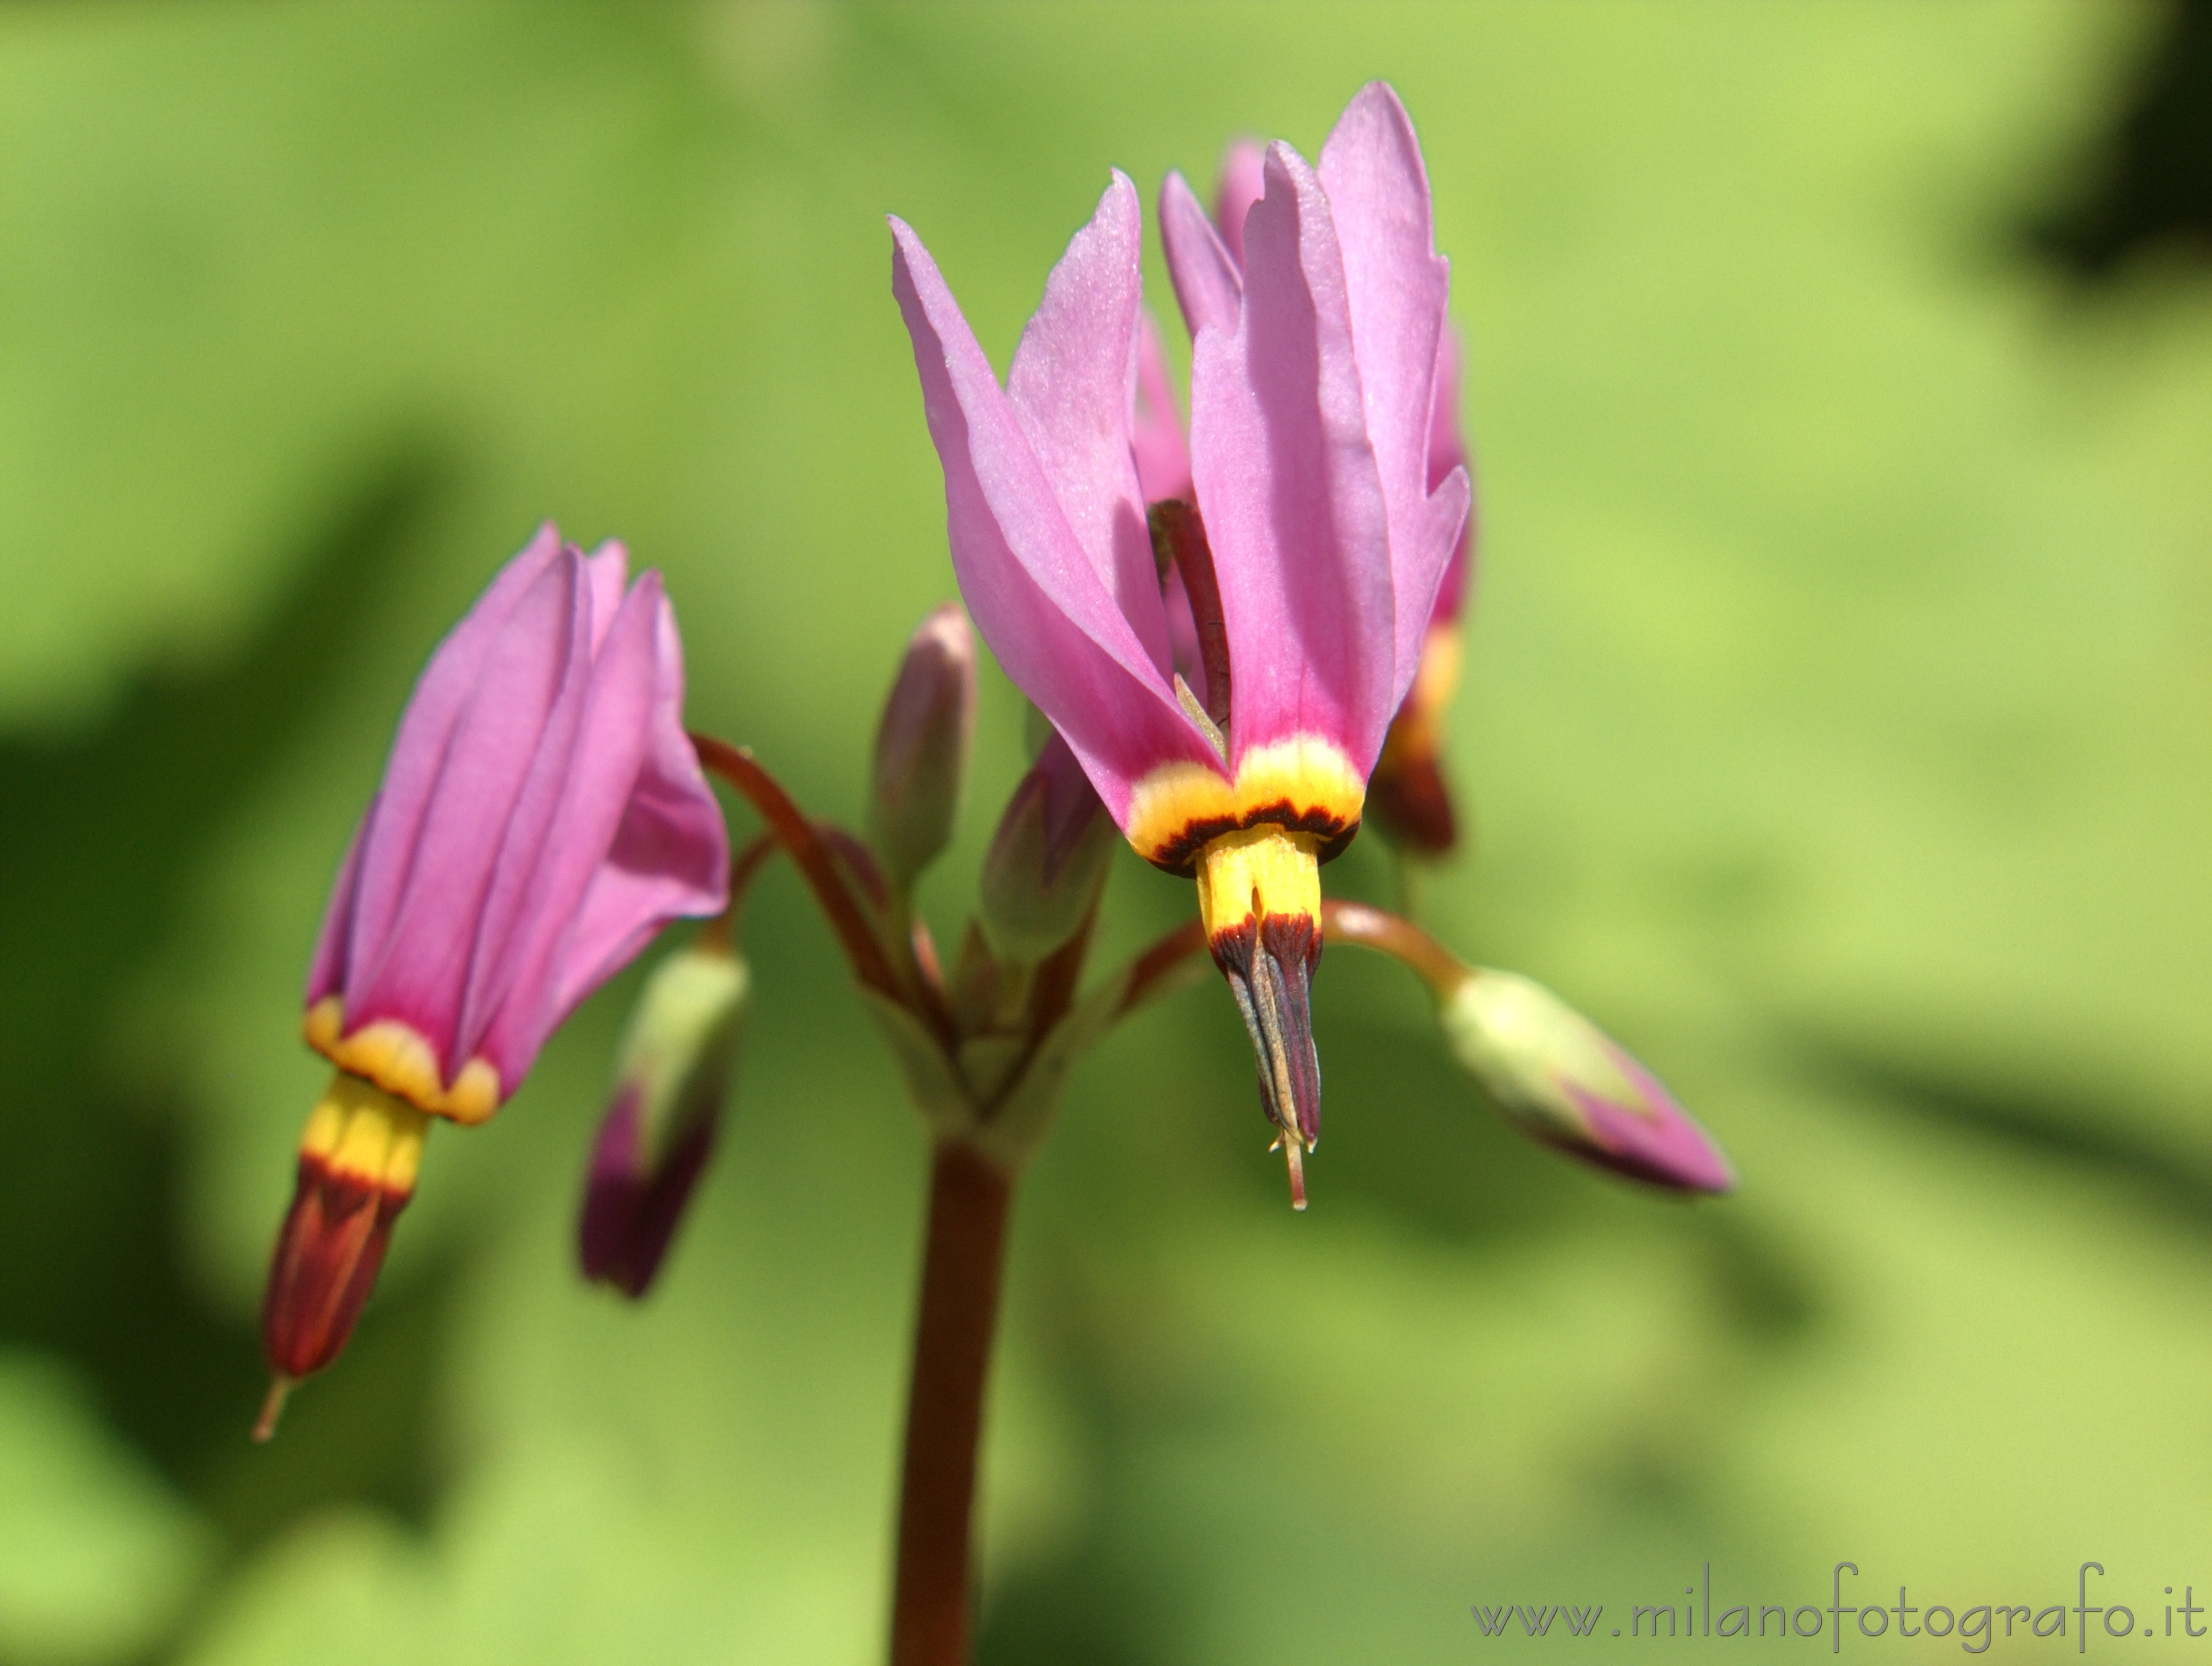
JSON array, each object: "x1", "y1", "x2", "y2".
[{"x1": 5, "y1": 2, "x2": 2211, "y2": 1660}]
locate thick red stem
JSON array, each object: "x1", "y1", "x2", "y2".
[{"x1": 889, "y1": 1141, "x2": 1013, "y2": 1666}]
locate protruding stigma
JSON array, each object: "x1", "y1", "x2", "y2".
[
  {"x1": 1198, "y1": 825, "x2": 1324, "y2": 1208},
  {"x1": 252, "y1": 1375, "x2": 295, "y2": 1443},
  {"x1": 1270, "y1": 1129, "x2": 1310, "y2": 1211}
]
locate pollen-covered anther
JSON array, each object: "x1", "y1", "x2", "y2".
[
  {"x1": 1196, "y1": 825, "x2": 1324, "y2": 1209},
  {"x1": 256, "y1": 1072, "x2": 429, "y2": 1438}
]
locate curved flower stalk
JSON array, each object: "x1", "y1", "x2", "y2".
[
  {"x1": 256, "y1": 525, "x2": 729, "y2": 1436},
  {"x1": 893, "y1": 82, "x2": 1469, "y2": 1206},
  {"x1": 1322, "y1": 901, "x2": 1733, "y2": 1192}
]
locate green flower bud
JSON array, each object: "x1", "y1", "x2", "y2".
[
  {"x1": 1439, "y1": 969, "x2": 1733, "y2": 1193},
  {"x1": 976, "y1": 732, "x2": 1117, "y2": 965}
]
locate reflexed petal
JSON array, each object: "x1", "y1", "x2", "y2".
[
  {"x1": 581, "y1": 539, "x2": 630, "y2": 655},
  {"x1": 1213, "y1": 139, "x2": 1266, "y2": 266},
  {"x1": 548, "y1": 586, "x2": 729, "y2": 1024},
  {"x1": 1426, "y1": 326, "x2": 1476, "y2": 626},
  {"x1": 1131, "y1": 311, "x2": 1191, "y2": 504},
  {"x1": 891, "y1": 213, "x2": 1218, "y2": 824},
  {"x1": 345, "y1": 549, "x2": 590, "y2": 1070},
  {"x1": 341, "y1": 524, "x2": 563, "y2": 977},
  {"x1": 1317, "y1": 82, "x2": 1457, "y2": 703},
  {"x1": 304, "y1": 814, "x2": 368, "y2": 1009},
  {"x1": 1191, "y1": 142, "x2": 1395, "y2": 771},
  {"x1": 1159, "y1": 170, "x2": 1242, "y2": 342},
  {"x1": 471, "y1": 573, "x2": 695, "y2": 1086},
  {"x1": 1005, "y1": 171, "x2": 1169, "y2": 676}
]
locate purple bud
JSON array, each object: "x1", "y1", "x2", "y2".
[
  {"x1": 867, "y1": 604, "x2": 976, "y2": 891},
  {"x1": 1439, "y1": 969, "x2": 1733, "y2": 1193},
  {"x1": 579, "y1": 945, "x2": 748, "y2": 1297}
]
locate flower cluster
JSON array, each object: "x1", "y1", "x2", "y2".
[
  {"x1": 892, "y1": 83, "x2": 1469, "y2": 1201},
  {"x1": 253, "y1": 85, "x2": 1729, "y2": 1478}
]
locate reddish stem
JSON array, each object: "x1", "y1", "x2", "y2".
[
  {"x1": 690, "y1": 734, "x2": 900, "y2": 998},
  {"x1": 696, "y1": 831, "x2": 780, "y2": 956},
  {"x1": 889, "y1": 1141, "x2": 1013, "y2": 1666},
  {"x1": 1319, "y1": 897, "x2": 1465, "y2": 994},
  {"x1": 1115, "y1": 917, "x2": 1209, "y2": 1019}
]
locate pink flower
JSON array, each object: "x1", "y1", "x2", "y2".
[
  {"x1": 259, "y1": 525, "x2": 728, "y2": 1417},
  {"x1": 892, "y1": 83, "x2": 1466, "y2": 1203},
  {"x1": 301, "y1": 524, "x2": 729, "y2": 1122}
]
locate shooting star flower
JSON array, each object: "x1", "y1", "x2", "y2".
[
  {"x1": 892, "y1": 83, "x2": 1468, "y2": 1204},
  {"x1": 257, "y1": 525, "x2": 728, "y2": 1432}
]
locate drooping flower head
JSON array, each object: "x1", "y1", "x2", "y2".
[
  {"x1": 892, "y1": 83, "x2": 1468, "y2": 1203},
  {"x1": 259, "y1": 525, "x2": 729, "y2": 1426}
]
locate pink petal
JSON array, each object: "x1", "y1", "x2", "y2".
[
  {"x1": 470, "y1": 573, "x2": 667, "y2": 1085},
  {"x1": 582, "y1": 540, "x2": 630, "y2": 656},
  {"x1": 1567, "y1": 1050, "x2": 1737, "y2": 1195},
  {"x1": 1317, "y1": 82, "x2": 1455, "y2": 705},
  {"x1": 891, "y1": 212, "x2": 1218, "y2": 825},
  {"x1": 1426, "y1": 326, "x2": 1476, "y2": 626},
  {"x1": 546, "y1": 584, "x2": 729, "y2": 1024},
  {"x1": 304, "y1": 813, "x2": 369, "y2": 1008},
  {"x1": 1004, "y1": 171, "x2": 1169, "y2": 677},
  {"x1": 1213, "y1": 139, "x2": 1266, "y2": 266},
  {"x1": 1191, "y1": 142, "x2": 1395, "y2": 771},
  {"x1": 1131, "y1": 310, "x2": 1192, "y2": 504},
  {"x1": 344, "y1": 550, "x2": 591, "y2": 1068},
  {"x1": 344, "y1": 524, "x2": 564, "y2": 974},
  {"x1": 1159, "y1": 171, "x2": 1242, "y2": 344}
]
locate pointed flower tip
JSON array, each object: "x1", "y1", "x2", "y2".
[
  {"x1": 867, "y1": 603, "x2": 977, "y2": 891},
  {"x1": 251, "y1": 1376, "x2": 294, "y2": 1444},
  {"x1": 578, "y1": 943, "x2": 748, "y2": 1299},
  {"x1": 1201, "y1": 827, "x2": 1325, "y2": 1184},
  {"x1": 260, "y1": 1075, "x2": 428, "y2": 1385},
  {"x1": 1439, "y1": 969, "x2": 1733, "y2": 1194}
]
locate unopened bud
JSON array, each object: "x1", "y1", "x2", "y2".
[
  {"x1": 1439, "y1": 969, "x2": 1733, "y2": 1193},
  {"x1": 866, "y1": 604, "x2": 976, "y2": 892},
  {"x1": 578, "y1": 943, "x2": 749, "y2": 1298},
  {"x1": 257, "y1": 1074, "x2": 429, "y2": 1436},
  {"x1": 977, "y1": 733, "x2": 1117, "y2": 965}
]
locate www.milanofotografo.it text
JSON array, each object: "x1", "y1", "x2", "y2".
[{"x1": 1472, "y1": 1563, "x2": 2207, "y2": 1650}]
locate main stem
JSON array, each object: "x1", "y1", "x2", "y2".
[{"x1": 890, "y1": 1140, "x2": 1014, "y2": 1666}]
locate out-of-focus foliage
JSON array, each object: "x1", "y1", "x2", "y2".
[{"x1": 2, "y1": 2, "x2": 2209, "y2": 1661}]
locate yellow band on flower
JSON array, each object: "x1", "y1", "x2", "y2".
[
  {"x1": 298, "y1": 1071, "x2": 429, "y2": 1194},
  {"x1": 1194, "y1": 825, "x2": 1323, "y2": 942},
  {"x1": 1125, "y1": 735, "x2": 1365, "y2": 875},
  {"x1": 304, "y1": 997, "x2": 502, "y2": 1125}
]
